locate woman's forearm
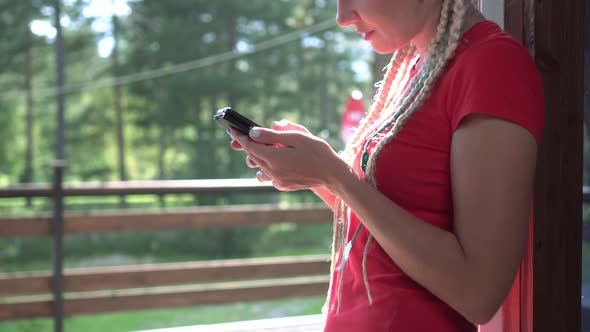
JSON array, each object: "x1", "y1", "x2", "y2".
[
  {"x1": 311, "y1": 186, "x2": 337, "y2": 211},
  {"x1": 325, "y1": 169, "x2": 491, "y2": 323}
]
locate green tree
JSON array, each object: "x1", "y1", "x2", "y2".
[
  {"x1": 0, "y1": 0, "x2": 49, "y2": 186},
  {"x1": 0, "y1": 0, "x2": 371, "y2": 186}
]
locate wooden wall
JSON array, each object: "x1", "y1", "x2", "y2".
[{"x1": 504, "y1": 0, "x2": 584, "y2": 331}]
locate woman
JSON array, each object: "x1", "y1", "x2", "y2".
[{"x1": 228, "y1": 0, "x2": 544, "y2": 330}]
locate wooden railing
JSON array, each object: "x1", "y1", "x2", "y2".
[
  {"x1": 6, "y1": 179, "x2": 585, "y2": 325},
  {"x1": 0, "y1": 256, "x2": 330, "y2": 320},
  {"x1": 0, "y1": 204, "x2": 332, "y2": 237},
  {"x1": 0, "y1": 178, "x2": 332, "y2": 324}
]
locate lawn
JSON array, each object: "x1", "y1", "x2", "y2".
[{"x1": 0, "y1": 296, "x2": 326, "y2": 332}]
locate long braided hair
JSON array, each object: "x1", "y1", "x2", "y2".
[{"x1": 325, "y1": 0, "x2": 472, "y2": 315}]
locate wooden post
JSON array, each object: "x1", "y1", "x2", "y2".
[
  {"x1": 533, "y1": 0, "x2": 584, "y2": 329},
  {"x1": 52, "y1": 0, "x2": 66, "y2": 330},
  {"x1": 504, "y1": 0, "x2": 585, "y2": 331},
  {"x1": 51, "y1": 160, "x2": 66, "y2": 332}
]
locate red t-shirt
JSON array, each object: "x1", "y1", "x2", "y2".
[{"x1": 323, "y1": 21, "x2": 544, "y2": 332}]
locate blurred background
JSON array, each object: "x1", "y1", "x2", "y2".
[
  {"x1": 0, "y1": 1, "x2": 385, "y2": 331},
  {"x1": 0, "y1": 0, "x2": 379, "y2": 186}
]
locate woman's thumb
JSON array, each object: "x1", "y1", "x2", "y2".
[
  {"x1": 249, "y1": 127, "x2": 295, "y2": 147},
  {"x1": 272, "y1": 119, "x2": 310, "y2": 134},
  {"x1": 248, "y1": 127, "x2": 275, "y2": 144}
]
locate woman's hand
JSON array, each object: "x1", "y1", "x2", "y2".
[
  {"x1": 227, "y1": 121, "x2": 350, "y2": 192},
  {"x1": 229, "y1": 120, "x2": 307, "y2": 178},
  {"x1": 229, "y1": 119, "x2": 310, "y2": 151}
]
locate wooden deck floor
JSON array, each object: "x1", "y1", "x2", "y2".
[{"x1": 135, "y1": 315, "x2": 325, "y2": 332}]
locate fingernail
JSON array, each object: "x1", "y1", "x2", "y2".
[
  {"x1": 249, "y1": 128, "x2": 261, "y2": 138},
  {"x1": 273, "y1": 119, "x2": 288, "y2": 127}
]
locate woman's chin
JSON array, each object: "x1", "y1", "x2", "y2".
[
  {"x1": 367, "y1": 37, "x2": 406, "y2": 54},
  {"x1": 373, "y1": 47, "x2": 396, "y2": 55},
  {"x1": 371, "y1": 40, "x2": 410, "y2": 54},
  {"x1": 372, "y1": 44, "x2": 401, "y2": 54}
]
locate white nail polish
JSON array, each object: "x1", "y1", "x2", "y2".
[{"x1": 249, "y1": 128, "x2": 261, "y2": 138}]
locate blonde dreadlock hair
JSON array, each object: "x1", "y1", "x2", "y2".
[{"x1": 325, "y1": 0, "x2": 472, "y2": 315}]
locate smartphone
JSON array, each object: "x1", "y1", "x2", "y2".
[{"x1": 214, "y1": 107, "x2": 260, "y2": 135}]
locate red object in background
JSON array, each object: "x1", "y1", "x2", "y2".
[{"x1": 341, "y1": 91, "x2": 366, "y2": 143}]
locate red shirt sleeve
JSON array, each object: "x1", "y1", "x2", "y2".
[{"x1": 447, "y1": 37, "x2": 545, "y2": 143}]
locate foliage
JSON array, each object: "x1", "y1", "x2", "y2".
[{"x1": 0, "y1": 0, "x2": 369, "y2": 185}]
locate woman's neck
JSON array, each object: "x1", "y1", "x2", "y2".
[{"x1": 413, "y1": 2, "x2": 486, "y2": 59}]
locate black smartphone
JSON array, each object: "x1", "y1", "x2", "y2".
[{"x1": 214, "y1": 107, "x2": 260, "y2": 135}]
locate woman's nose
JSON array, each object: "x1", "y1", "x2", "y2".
[{"x1": 336, "y1": 0, "x2": 359, "y2": 27}]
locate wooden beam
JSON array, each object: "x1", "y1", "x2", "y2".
[
  {"x1": 0, "y1": 276, "x2": 329, "y2": 321},
  {"x1": 504, "y1": 0, "x2": 524, "y2": 42},
  {"x1": 0, "y1": 255, "x2": 330, "y2": 296},
  {"x1": 0, "y1": 204, "x2": 331, "y2": 238},
  {"x1": 0, "y1": 216, "x2": 50, "y2": 237},
  {"x1": 504, "y1": 1, "x2": 583, "y2": 330},
  {"x1": 531, "y1": 0, "x2": 584, "y2": 331}
]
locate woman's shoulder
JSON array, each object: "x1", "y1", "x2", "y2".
[
  {"x1": 441, "y1": 21, "x2": 545, "y2": 143},
  {"x1": 451, "y1": 20, "x2": 539, "y2": 80}
]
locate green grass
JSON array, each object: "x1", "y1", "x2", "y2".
[
  {"x1": 0, "y1": 297, "x2": 325, "y2": 332},
  {"x1": 0, "y1": 244, "x2": 329, "y2": 274},
  {"x1": 0, "y1": 191, "x2": 295, "y2": 216},
  {"x1": 0, "y1": 228, "x2": 330, "y2": 274}
]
